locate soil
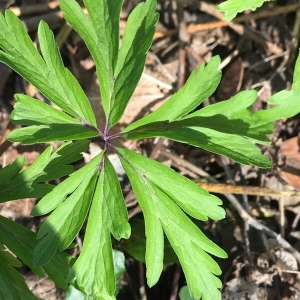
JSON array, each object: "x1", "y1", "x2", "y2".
[{"x1": 1, "y1": 0, "x2": 300, "y2": 299}]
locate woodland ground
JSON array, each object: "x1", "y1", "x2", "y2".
[{"x1": 1, "y1": 0, "x2": 300, "y2": 299}]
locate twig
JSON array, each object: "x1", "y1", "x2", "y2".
[
  {"x1": 223, "y1": 193, "x2": 300, "y2": 264},
  {"x1": 141, "y1": 73, "x2": 173, "y2": 91},
  {"x1": 139, "y1": 262, "x2": 147, "y2": 300},
  {"x1": 169, "y1": 264, "x2": 181, "y2": 300},
  {"x1": 279, "y1": 196, "x2": 285, "y2": 237},
  {"x1": 189, "y1": 2, "x2": 300, "y2": 33},
  {"x1": 147, "y1": 51, "x2": 175, "y2": 83},
  {"x1": 149, "y1": 138, "x2": 165, "y2": 160},
  {"x1": 288, "y1": 0, "x2": 300, "y2": 75},
  {"x1": 195, "y1": 182, "x2": 300, "y2": 201},
  {"x1": 160, "y1": 149, "x2": 219, "y2": 182},
  {"x1": 176, "y1": 2, "x2": 188, "y2": 89},
  {"x1": 155, "y1": 2, "x2": 300, "y2": 41},
  {"x1": 124, "y1": 271, "x2": 140, "y2": 300},
  {"x1": 0, "y1": 121, "x2": 16, "y2": 157}
]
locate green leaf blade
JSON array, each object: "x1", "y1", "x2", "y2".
[
  {"x1": 34, "y1": 167, "x2": 98, "y2": 267},
  {"x1": 7, "y1": 124, "x2": 98, "y2": 144},
  {"x1": 10, "y1": 94, "x2": 81, "y2": 126},
  {"x1": 0, "y1": 245, "x2": 38, "y2": 300},
  {"x1": 85, "y1": 0, "x2": 122, "y2": 117},
  {"x1": 123, "y1": 56, "x2": 221, "y2": 132},
  {"x1": 0, "y1": 10, "x2": 97, "y2": 126},
  {"x1": 102, "y1": 156, "x2": 131, "y2": 240},
  {"x1": 118, "y1": 153, "x2": 164, "y2": 286},
  {"x1": 59, "y1": 0, "x2": 112, "y2": 118},
  {"x1": 69, "y1": 167, "x2": 116, "y2": 299},
  {"x1": 38, "y1": 21, "x2": 97, "y2": 125},
  {"x1": 117, "y1": 148, "x2": 225, "y2": 221},
  {"x1": 109, "y1": 0, "x2": 159, "y2": 127},
  {"x1": 0, "y1": 156, "x2": 25, "y2": 184},
  {"x1": 0, "y1": 215, "x2": 43, "y2": 276},
  {"x1": 217, "y1": 0, "x2": 273, "y2": 21},
  {"x1": 0, "y1": 215, "x2": 73, "y2": 290},
  {"x1": 32, "y1": 151, "x2": 104, "y2": 216},
  {"x1": 118, "y1": 148, "x2": 226, "y2": 299},
  {"x1": 1, "y1": 141, "x2": 88, "y2": 202},
  {"x1": 0, "y1": 10, "x2": 45, "y2": 73},
  {"x1": 255, "y1": 50, "x2": 300, "y2": 122}
]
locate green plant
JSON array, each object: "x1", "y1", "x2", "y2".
[
  {"x1": 216, "y1": 0, "x2": 273, "y2": 20},
  {"x1": 0, "y1": 0, "x2": 299, "y2": 299}
]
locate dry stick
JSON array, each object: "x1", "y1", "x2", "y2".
[
  {"x1": 0, "y1": 140, "x2": 13, "y2": 158},
  {"x1": 169, "y1": 264, "x2": 181, "y2": 300},
  {"x1": 0, "y1": 121, "x2": 16, "y2": 157},
  {"x1": 139, "y1": 262, "x2": 147, "y2": 300},
  {"x1": 193, "y1": 182, "x2": 300, "y2": 201},
  {"x1": 159, "y1": 149, "x2": 300, "y2": 264},
  {"x1": 288, "y1": 0, "x2": 300, "y2": 71},
  {"x1": 124, "y1": 272, "x2": 140, "y2": 300},
  {"x1": 177, "y1": 2, "x2": 188, "y2": 89}
]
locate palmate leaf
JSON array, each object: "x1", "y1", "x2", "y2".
[
  {"x1": 117, "y1": 148, "x2": 227, "y2": 299},
  {"x1": 33, "y1": 153, "x2": 102, "y2": 267},
  {"x1": 0, "y1": 11, "x2": 96, "y2": 126},
  {"x1": 109, "y1": 0, "x2": 159, "y2": 127},
  {"x1": 0, "y1": 215, "x2": 73, "y2": 290},
  {"x1": 60, "y1": 0, "x2": 122, "y2": 118},
  {"x1": 122, "y1": 88, "x2": 272, "y2": 168},
  {"x1": 122, "y1": 123, "x2": 271, "y2": 167},
  {"x1": 60, "y1": 0, "x2": 158, "y2": 128},
  {"x1": 122, "y1": 51, "x2": 300, "y2": 168},
  {"x1": 8, "y1": 95, "x2": 98, "y2": 143},
  {"x1": 123, "y1": 56, "x2": 222, "y2": 132},
  {"x1": 33, "y1": 153, "x2": 130, "y2": 299},
  {"x1": 8, "y1": 124, "x2": 98, "y2": 144},
  {"x1": 0, "y1": 140, "x2": 90, "y2": 202},
  {"x1": 216, "y1": 0, "x2": 273, "y2": 21},
  {"x1": 0, "y1": 244, "x2": 38, "y2": 300},
  {"x1": 3, "y1": 0, "x2": 295, "y2": 298}
]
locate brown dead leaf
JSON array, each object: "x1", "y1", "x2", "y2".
[{"x1": 279, "y1": 136, "x2": 300, "y2": 189}]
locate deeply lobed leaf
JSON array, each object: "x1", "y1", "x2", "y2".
[
  {"x1": 0, "y1": 10, "x2": 96, "y2": 126},
  {"x1": 33, "y1": 152, "x2": 130, "y2": 299},
  {"x1": 0, "y1": 140, "x2": 90, "y2": 202},
  {"x1": 109, "y1": 0, "x2": 159, "y2": 127},
  {"x1": 122, "y1": 89, "x2": 272, "y2": 168},
  {"x1": 0, "y1": 215, "x2": 73, "y2": 290},
  {"x1": 118, "y1": 148, "x2": 227, "y2": 299},
  {"x1": 33, "y1": 152, "x2": 104, "y2": 266},
  {"x1": 0, "y1": 244, "x2": 38, "y2": 300},
  {"x1": 123, "y1": 56, "x2": 222, "y2": 132}
]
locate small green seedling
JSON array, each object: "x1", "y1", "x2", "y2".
[{"x1": 0, "y1": 0, "x2": 300, "y2": 299}]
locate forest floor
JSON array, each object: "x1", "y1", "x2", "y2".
[{"x1": 1, "y1": 0, "x2": 300, "y2": 299}]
